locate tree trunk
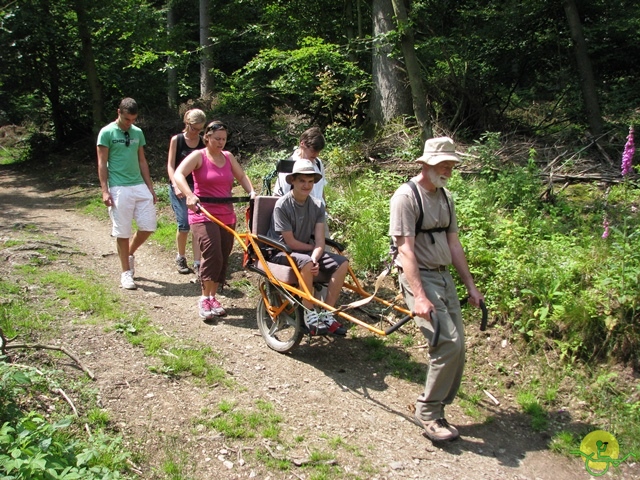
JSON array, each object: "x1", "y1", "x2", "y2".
[
  {"x1": 199, "y1": 0, "x2": 213, "y2": 97},
  {"x1": 42, "y1": 0, "x2": 66, "y2": 143},
  {"x1": 562, "y1": 0, "x2": 603, "y2": 137},
  {"x1": 368, "y1": 0, "x2": 412, "y2": 126},
  {"x1": 390, "y1": 0, "x2": 432, "y2": 141},
  {"x1": 344, "y1": 0, "x2": 356, "y2": 62},
  {"x1": 167, "y1": 2, "x2": 178, "y2": 108},
  {"x1": 72, "y1": 0, "x2": 103, "y2": 133}
]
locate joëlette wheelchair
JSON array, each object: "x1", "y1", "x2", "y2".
[{"x1": 195, "y1": 195, "x2": 420, "y2": 353}]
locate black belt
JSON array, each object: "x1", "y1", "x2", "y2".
[
  {"x1": 420, "y1": 266, "x2": 448, "y2": 272},
  {"x1": 397, "y1": 265, "x2": 448, "y2": 273},
  {"x1": 197, "y1": 196, "x2": 252, "y2": 204}
]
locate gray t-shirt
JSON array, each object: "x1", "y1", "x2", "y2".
[
  {"x1": 389, "y1": 181, "x2": 458, "y2": 269},
  {"x1": 268, "y1": 191, "x2": 325, "y2": 248}
]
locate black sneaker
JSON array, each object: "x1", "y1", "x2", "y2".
[{"x1": 175, "y1": 256, "x2": 191, "y2": 274}]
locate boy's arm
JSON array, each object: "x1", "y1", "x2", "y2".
[
  {"x1": 310, "y1": 222, "x2": 325, "y2": 262},
  {"x1": 280, "y1": 231, "x2": 316, "y2": 253}
]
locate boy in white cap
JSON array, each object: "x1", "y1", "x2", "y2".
[
  {"x1": 268, "y1": 159, "x2": 348, "y2": 336},
  {"x1": 389, "y1": 137, "x2": 484, "y2": 442}
]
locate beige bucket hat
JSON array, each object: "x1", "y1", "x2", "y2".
[
  {"x1": 416, "y1": 137, "x2": 462, "y2": 165},
  {"x1": 285, "y1": 159, "x2": 323, "y2": 184}
]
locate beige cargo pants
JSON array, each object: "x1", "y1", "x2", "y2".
[{"x1": 399, "y1": 269, "x2": 464, "y2": 421}]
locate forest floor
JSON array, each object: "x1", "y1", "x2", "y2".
[{"x1": 0, "y1": 163, "x2": 630, "y2": 480}]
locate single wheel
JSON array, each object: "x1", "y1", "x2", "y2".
[{"x1": 256, "y1": 280, "x2": 304, "y2": 353}]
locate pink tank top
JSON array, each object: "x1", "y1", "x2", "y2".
[{"x1": 189, "y1": 149, "x2": 236, "y2": 225}]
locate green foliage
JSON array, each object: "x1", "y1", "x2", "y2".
[
  {"x1": 41, "y1": 271, "x2": 121, "y2": 320},
  {"x1": 195, "y1": 399, "x2": 282, "y2": 440},
  {"x1": 550, "y1": 431, "x2": 578, "y2": 455},
  {"x1": 325, "y1": 132, "x2": 639, "y2": 370},
  {"x1": 329, "y1": 170, "x2": 404, "y2": 273},
  {"x1": 2, "y1": 0, "x2": 640, "y2": 144},
  {"x1": 0, "y1": 363, "x2": 131, "y2": 479},
  {"x1": 221, "y1": 37, "x2": 370, "y2": 126},
  {"x1": 322, "y1": 124, "x2": 365, "y2": 169},
  {"x1": 597, "y1": 181, "x2": 640, "y2": 362},
  {"x1": 517, "y1": 391, "x2": 548, "y2": 431},
  {"x1": 575, "y1": 369, "x2": 640, "y2": 455},
  {"x1": 0, "y1": 282, "x2": 38, "y2": 339}
]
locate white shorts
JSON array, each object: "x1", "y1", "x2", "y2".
[{"x1": 109, "y1": 184, "x2": 157, "y2": 238}]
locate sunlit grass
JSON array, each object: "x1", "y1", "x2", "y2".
[
  {"x1": 40, "y1": 271, "x2": 121, "y2": 320},
  {"x1": 517, "y1": 391, "x2": 548, "y2": 431},
  {"x1": 194, "y1": 399, "x2": 283, "y2": 440}
]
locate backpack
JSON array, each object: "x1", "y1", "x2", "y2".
[{"x1": 389, "y1": 181, "x2": 451, "y2": 261}]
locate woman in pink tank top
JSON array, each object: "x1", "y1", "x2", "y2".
[{"x1": 173, "y1": 121, "x2": 255, "y2": 321}]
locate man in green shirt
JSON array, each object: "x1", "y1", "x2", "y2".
[{"x1": 97, "y1": 98, "x2": 157, "y2": 290}]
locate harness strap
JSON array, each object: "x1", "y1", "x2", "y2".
[
  {"x1": 406, "y1": 181, "x2": 451, "y2": 244},
  {"x1": 197, "y1": 196, "x2": 252, "y2": 204}
]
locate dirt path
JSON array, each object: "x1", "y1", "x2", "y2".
[{"x1": 0, "y1": 168, "x2": 596, "y2": 479}]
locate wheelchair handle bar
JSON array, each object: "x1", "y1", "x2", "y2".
[
  {"x1": 459, "y1": 297, "x2": 488, "y2": 331},
  {"x1": 384, "y1": 311, "x2": 440, "y2": 348},
  {"x1": 479, "y1": 300, "x2": 488, "y2": 331}
]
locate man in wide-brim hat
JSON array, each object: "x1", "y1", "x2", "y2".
[
  {"x1": 268, "y1": 159, "x2": 349, "y2": 336},
  {"x1": 389, "y1": 137, "x2": 484, "y2": 443}
]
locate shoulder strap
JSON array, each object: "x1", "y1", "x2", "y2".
[
  {"x1": 407, "y1": 182, "x2": 451, "y2": 244},
  {"x1": 405, "y1": 181, "x2": 423, "y2": 237},
  {"x1": 174, "y1": 133, "x2": 185, "y2": 164}
]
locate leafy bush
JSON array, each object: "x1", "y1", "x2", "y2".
[
  {"x1": 0, "y1": 361, "x2": 132, "y2": 479},
  {"x1": 329, "y1": 170, "x2": 404, "y2": 273},
  {"x1": 220, "y1": 37, "x2": 371, "y2": 126}
]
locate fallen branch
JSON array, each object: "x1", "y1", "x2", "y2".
[
  {"x1": 483, "y1": 389, "x2": 500, "y2": 406},
  {"x1": 6, "y1": 343, "x2": 95, "y2": 380},
  {"x1": 293, "y1": 458, "x2": 338, "y2": 467},
  {"x1": 262, "y1": 443, "x2": 286, "y2": 461},
  {"x1": 56, "y1": 387, "x2": 92, "y2": 438},
  {"x1": 126, "y1": 458, "x2": 143, "y2": 475},
  {"x1": 57, "y1": 387, "x2": 79, "y2": 416}
]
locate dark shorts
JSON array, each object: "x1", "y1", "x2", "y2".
[
  {"x1": 270, "y1": 251, "x2": 347, "y2": 275},
  {"x1": 191, "y1": 221, "x2": 235, "y2": 283}
]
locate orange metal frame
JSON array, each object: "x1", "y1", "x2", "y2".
[{"x1": 197, "y1": 203, "x2": 413, "y2": 336}]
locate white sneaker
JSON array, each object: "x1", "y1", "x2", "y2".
[
  {"x1": 128, "y1": 255, "x2": 135, "y2": 277},
  {"x1": 121, "y1": 270, "x2": 137, "y2": 290},
  {"x1": 304, "y1": 310, "x2": 328, "y2": 336}
]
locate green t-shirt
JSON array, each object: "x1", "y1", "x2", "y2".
[{"x1": 97, "y1": 122, "x2": 146, "y2": 187}]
